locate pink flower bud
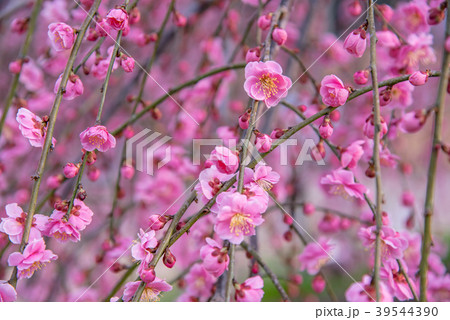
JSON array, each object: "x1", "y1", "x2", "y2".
[
  {"x1": 95, "y1": 18, "x2": 112, "y2": 37},
  {"x1": 427, "y1": 7, "x2": 445, "y2": 25},
  {"x1": 106, "y1": 8, "x2": 129, "y2": 30},
  {"x1": 363, "y1": 114, "x2": 388, "y2": 139},
  {"x1": 272, "y1": 27, "x2": 287, "y2": 46},
  {"x1": 9, "y1": 60, "x2": 22, "y2": 74},
  {"x1": 311, "y1": 141, "x2": 325, "y2": 162},
  {"x1": 408, "y1": 71, "x2": 428, "y2": 86},
  {"x1": 83, "y1": 150, "x2": 97, "y2": 166},
  {"x1": 283, "y1": 214, "x2": 293, "y2": 225},
  {"x1": 270, "y1": 128, "x2": 285, "y2": 139},
  {"x1": 257, "y1": 13, "x2": 272, "y2": 30},
  {"x1": 54, "y1": 74, "x2": 84, "y2": 100},
  {"x1": 398, "y1": 110, "x2": 427, "y2": 133},
  {"x1": 303, "y1": 203, "x2": 315, "y2": 216},
  {"x1": 340, "y1": 218, "x2": 352, "y2": 230},
  {"x1": 48, "y1": 22, "x2": 75, "y2": 52},
  {"x1": 379, "y1": 87, "x2": 392, "y2": 106},
  {"x1": 445, "y1": 36, "x2": 450, "y2": 53},
  {"x1": 173, "y1": 11, "x2": 187, "y2": 27},
  {"x1": 238, "y1": 110, "x2": 250, "y2": 129},
  {"x1": 298, "y1": 105, "x2": 307, "y2": 112},
  {"x1": 129, "y1": 7, "x2": 141, "y2": 25},
  {"x1": 245, "y1": 47, "x2": 261, "y2": 63},
  {"x1": 348, "y1": 0, "x2": 362, "y2": 16},
  {"x1": 376, "y1": 4, "x2": 394, "y2": 22},
  {"x1": 319, "y1": 117, "x2": 333, "y2": 139},
  {"x1": 312, "y1": 275, "x2": 326, "y2": 293},
  {"x1": 87, "y1": 166, "x2": 100, "y2": 181},
  {"x1": 121, "y1": 164, "x2": 135, "y2": 180},
  {"x1": 63, "y1": 163, "x2": 80, "y2": 178},
  {"x1": 123, "y1": 126, "x2": 134, "y2": 139},
  {"x1": 163, "y1": 249, "x2": 176, "y2": 268},
  {"x1": 353, "y1": 69, "x2": 369, "y2": 85},
  {"x1": 120, "y1": 55, "x2": 135, "y2": 73},
  {"x1": 148, "y1": 215, "x2": 170, "y2": 231},
  {"x1": 343, "y1": 28, "x2": 367, "y2": 58},
  {"x1": 140, "y1": 265, "x2": 156, "y2": 283},
  {"x1": 86, "y1": 28, "x2": 99, "y2": 41},
  {"x1": 255, "y1": 132, "x2": 272, "y2": 153},
  {"x1": 402, "y1": 191, "x2": 415, "y2": 207},
  {"x1": 10, "y1": 18, "x2": 28, "y2": 34},
  {"x1": 292, "y1": 274, "x2": 303, "y2": 285},
  {"x1": 47, "y1": 174, "x2": 64, "y2": 189},
  {"x1": 329, "y1": 110, "x2": 341, "y2": 122}
]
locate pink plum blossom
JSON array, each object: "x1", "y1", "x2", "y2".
[
  {"x1": 200, "y1": 237, "x2": 229, "y2": 277},
  {"x1": 208, "y1": 146, "x2": 239, "y2": 174},
  {"x1": 122, "y1": 278, "x2": 172, "y2": 302},
  {"x1": 343, "y1": 28, "x2": 367, "y2": 57},
  {"x1": 320, "y1": 75, "x2": 349, "y2": 107},
  {"x1": 235, "y1": 275, "x2": 264, "y2": 302},
  {"x1": 298, "y1": 237, "x2": 334, "y2": 275},
  {"x1": 54, "y1": 74, "x2": 84, "y2": 100},
  {"x1": 79, "y1": 125, "x2": 116, "y2": 152},
  {"x1": 0, "y1": 281, "x2": 17, "y2": 302},
  {"x1": 320, "y1": 169, "x2": 367, "y2": 200},
  {"x1": 345, "y1": 275, "x2": 393, "y2": 302},
  {"x1": 358, "y1": 226, "x2": 408, "y2": 262},
  {"x1": 8, "y1": 238, "x2": 57, "y2": 279},
  {"x1": 244, "y1": 61, "x2": 292, "y2": 107},
  {"x1": 16, "y1": 108, "x2": 56, "y2": 148},
  {"x1": 214, "y1": 192, "x2": 264, "y2": 244},
  {"x1": 106, "y1": 8, "x2": 129, "y2": 31},
  {"x1": 341, "y1": 140, "x2": 364, "y2": 169},
  {"x1": 131, "y1": 229, "x2": 157, "y2": 262},
  {"x1": 0, "y1": 203, "x2": 47, "y2": 244},
  {"x1": 48, "y1": 22, "x2": 75, "y2": 52}
]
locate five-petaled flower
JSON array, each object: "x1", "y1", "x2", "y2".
[
  {"x1": 79, "y1": 125, "x2": 116, "y2": 152},
  {"x1": 244, "y1": 61, "x2": 292, "y2": 107}
]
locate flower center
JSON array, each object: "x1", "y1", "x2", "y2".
[
  {"x1": 258, "y1": 73, "x2": 279, "y2": 98},
  {"x1": 19, "y1": 261, "x2": 45, "y2": 278},
  {"x1": 141, "y1": 288, "x2": 160, "y2": 302},
  {"x1": 88, "y1": 135, "x2": 105, "y2": 148},
  {"x1": 256, "y1": 179, "x2": 273, "y2": 191},
  {"x1": 229, "y1": 213, "x2": 252, "y2": 236}
]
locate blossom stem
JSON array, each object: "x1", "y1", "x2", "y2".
[
  {"x1": 0, "y1": 0, "x2": 43, "y2": 139},
  {"x1": 419, "y1": 6, "x2": 450, "y2": 302},
  {"x1": 241, "y1": 241, "x2": 290, "y2": 301},
  {"x1": 397, "y1": 259, "x2": 418, "y2": 302},
  {"x1": 103, "y1": 263, "x2": 138, "y2": 302},
  {"x1": 73, "y1": 37, "x2": 106, "y2": 74},
  {"x1": 8, "y1": 0, "x2": 102, "y2": 288},
  {"x1": 63, "y1": 153, "x2": 88, "y2": 221},
  {"x1": 367, "y1": 0, "x2": 384, "y2": 302},
  {"x1": 224, "y1": 243, "x2": 235, "y2": 301},
  {"x1": 95, "y1": 31, "x2": 124, "y2": 123},
  {"x1": 131, "y1": 191, "x2": 197, "y2": 301}
]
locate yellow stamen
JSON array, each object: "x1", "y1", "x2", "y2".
[
  {"x1": 258, "y1": 73, "x2": 279, "y2": 98},
  {"x1": 229, "y1": 213, "x2": 253, "y2": 236}
]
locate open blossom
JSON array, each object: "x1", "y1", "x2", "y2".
[
  {"x1": 320, "y1": 169, "x2": 367, "y2": 200},
  {"x1": 343, "y1": 28, "x2": 367, "y2": 57},
  {"x1": 8, "y1": 238, "x2": 57, "y2": 279},
  {"x1": 131, "y1": 229, "x2": 157, "y2": 262},
  {"x1": 48, "y1": 22, "x2": 75, "y2": 52},
  {"x1": 122, "y1": 278, "x2": 172, "y2": 302},
  {"x1": 244, "y1": 164, "x2": 280, "y2": 192},
  {"x1": 200, "y1": 237, "x2": 229, "y2": 277},
  {"x1": 358, "y1": 226, "x2": 408, "y2": 262},
  {"x1": 54, "y1": 74, "x2": 84, "y2": 100},
  {"x1": 341, "y1": 140, "x2": 364, "y2": 169},
  {"x1": 0, "y1": 281, "x2": 17, "y2": 302},
  {"x1": 16, "y1": 108, "x2": 56, "y2": 148},
  {"x1": 196, "y1": 165, "x2": 233, "y2": 202},
  {"x1": 106, "y1": 8, "x2": 129, "y2": 30},
  {"x1": 320, "y1": 75, "x2": 349, "y2": 107},
  {"x1": 208, "y1": 146, "x2": 239, "y2": 174},
  {"x1": 345, "y1": 275, "x2": 393, "y2": 302},
  {"x1": 235, "y1": 276, "x2": 264, "y2": 302},
  {"x1": 398, "y1": 110, "x2": 427, "y2": 133},
  {"x1": 183, "y1": 264, "x2": 216, "y2": 298},
  {"x1": 0, "y1": 203, "x2": 47, "y2": 244},
  {"x1": 244, "y1": 61, "x2": 292, "y2": 107},
  {"x1": 298, "y1": 238, "x2": 334, "y2": 275},
  {"x1": 380, "y1": 259, "x2": 415, "y2": 301},
  {"x1": 79, "y1": 125, "x2": 116, "y2": 152},
  {"x1": 43, "y1": 200, "x2": 93, "y2": 242},
  {"x1": 214, "y1": 192, "x2": 264, "y2": 244}
]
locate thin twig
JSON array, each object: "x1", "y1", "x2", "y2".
[{"x1": 419, "y1": 5, "x2": 450, "y2": 302}]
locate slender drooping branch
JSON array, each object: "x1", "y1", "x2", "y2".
[
  {"x1": 397, "y1": 259, "x2": 418, "y2": 302},
  {"x1": 419, "y1": 4, "x2": 450, "y2": 302},
  {"x1": 367, "y1": 0, "x2": 384, "y2": 302},
  {"x1": 0, "y1": 0, "x2": 44, "y2": 139},
  {"x1": 241, "y1": 241, "x2": 290, "y2": 301},
  {"x1": 8, "y1": 0, "x2": 102, "y2": 288}
]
